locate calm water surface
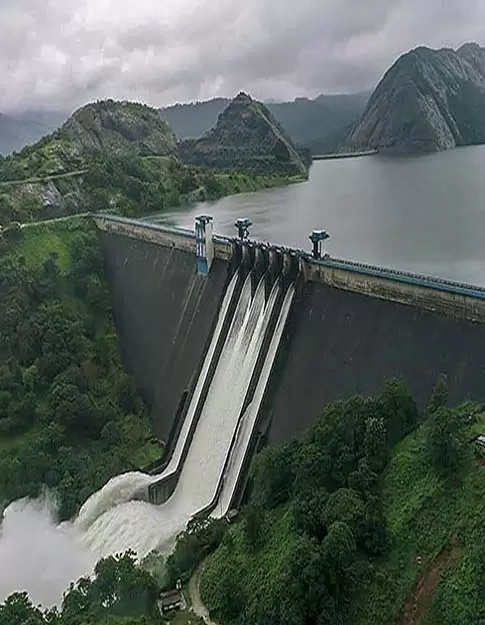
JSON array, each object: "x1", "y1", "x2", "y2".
[{"x1": 151, "y1": 145, "x2": 485, "y2": 284}]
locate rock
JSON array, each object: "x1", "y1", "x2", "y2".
[{"x1": 345, "y1": 43, "x2": 485, "y2": 154}]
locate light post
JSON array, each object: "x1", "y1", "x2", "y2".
[{"x1": 309, "y1": 229, "x2": 330, "y2": 259}]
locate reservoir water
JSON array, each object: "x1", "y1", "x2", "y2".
[{"x1": 151, "y1": 145, "x2": 485, "y2": 285}]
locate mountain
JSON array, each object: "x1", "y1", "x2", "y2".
[
  {"x1": 0, "y1": 110, "x2": 67, "y2": 156},
  {"x1": 345, "y1": 43, "x2": 485, "y2": 154},
  {"x1": 0, "y1": 97, "x2": 304, "y2": 225},
  {"x1": 161, "y1": 92, "x2": 369, "y2": 154},
  {"x1": 160, "y1": 98, "x2": 231, "y2": 140},
  {"x1": 178, "y1": 92, "x2": 310, "y2": 177},
  {"x1": 59, "y1": 100, "x2": 177, "y2": 157},
  {"x1": 270, "y1": 93, "x2": 370, "y2": 152}
]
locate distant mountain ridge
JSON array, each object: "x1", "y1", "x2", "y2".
[
  {"x1": 161, "y1": 92, "x2": 370, "y2": 154},
  {"x1": 0, "y1": 110, "x2": 67, "y2": 156},
  {"x1": 345, "y1": 43, "x2": 485, "y2": 154}
]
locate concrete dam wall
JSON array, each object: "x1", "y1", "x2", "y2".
[
  {"x1": 98, "y1": 230, "x2": 229, "y2": 441},
  {"x1": 96, "y1": 215, "x2": 485, "y2": 458},
  {"x1": 266, "y1": 280, "x2": 485, "y2": 444}
]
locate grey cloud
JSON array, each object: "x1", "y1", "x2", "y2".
[{"x1": 1, "y1": 0, "x2": 485, "y2": 112}]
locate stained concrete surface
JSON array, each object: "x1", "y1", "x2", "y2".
[
  {"x1": 267, "y1": 282, "x2": 485, "y2": 443},
  {"x1": 99, "y1": 232, "x2": 229, "y2": 440}
]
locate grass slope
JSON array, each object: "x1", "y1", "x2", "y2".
[{"x1": 352, "y1": 417, "x2": 485, "y2": 625}]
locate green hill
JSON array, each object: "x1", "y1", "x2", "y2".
[
  {"x1": 161, "y1": 92, "x2": 370, "y2": 155},
  {"x1": 346, "y1": 43, "x2": 485, "y2": 154},
  {"x1": 199, "y1": 383, "x2": 485, "y2": 625},
  {"x1": 0, "y1": 98, "x2": 299, "y2": 226},
  {"x1": 60, "y1": 99, "x2": 177, "y2": 157},
  {"x1": 178, "y1": 92, "x2": 311, "y2": 177}
]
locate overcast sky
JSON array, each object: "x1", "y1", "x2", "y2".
[{"x1": 1, "y1": 0, "x2": 485, "y2": 113}]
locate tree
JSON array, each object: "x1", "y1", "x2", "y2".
[
  {"x1": 243, "y1": 504, "x2": 263, "y2": 550},
  {"x1": 0, "y1": 592, "x2": 44, "y2": 625},
  {"x1": 378, "y1": 378, "x2": 418, "y2": 446},
  {"x1": 291, "y1": 487, "x2": 328, "y2": 540},
  {"x1": 62, "y1": 551, "x2": 159, "y2": 622},
  {"x1": 321, "y1": 522, "x2": 357, "y2": 602},
  {"x1": 251, "y1": 442, "x2": 297, "y2": 508},
  {"x1": 427, "y1": 374, "x2": 449, "y2": 415},
  {"x1": 324, "y1": 488, "x2": 365, "y2": 535},
  {"x1": 426, "y1": 406, "x2": 466, "y2": 477}
]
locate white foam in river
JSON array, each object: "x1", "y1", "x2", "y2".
[{"x1": 0, "y1": 272, "x2": 288, "y2": 608}]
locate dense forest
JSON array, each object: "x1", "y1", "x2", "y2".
[
  {"x1": 198, "y1": 380, "x2": 485, "y2": 625},
  {"x1": 0, "y1": 219, "x2": 161, "y2": 520},
  {"x1": 0, "y1": 552, "x2": 163, "y2": 625},
  {"x1": 0, "y1": 150, "x2": 292, "y2": 227}
]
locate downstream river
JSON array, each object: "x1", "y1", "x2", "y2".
[{"x1": 150, "y1": 145, "x2": 485, "y2": 285}]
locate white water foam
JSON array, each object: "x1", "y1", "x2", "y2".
[
  {"x1": 75, "y1": 471, "x2": 157, "y2": 532},
  {"x1": 214, "y1": 282, "x2": 295, "y2": 517},
  {"x1": 0, "y1": 495, "x2": 95, "y2": 607}
]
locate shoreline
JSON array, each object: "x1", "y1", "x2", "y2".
[{"x1": 312, "y1": 149, "x2": 378, "y2": 161}]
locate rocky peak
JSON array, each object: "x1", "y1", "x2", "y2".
[
  {"x1": 178, "y1": 93, "x2": 310, "y2": 177},
  {"x1": 233, "y1": 92, "x2": 253, "y2": 104},
  {"x1": 345, "y1": 43, "x2": 485, "y2": 154}
]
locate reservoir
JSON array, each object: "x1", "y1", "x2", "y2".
[{"x1": 150, "y1": 145, "x2": 485, "y2": 285}]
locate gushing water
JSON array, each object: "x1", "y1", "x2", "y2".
[
  {"x1": 75, "y1": 472, "x2": 156, "y2": 532},
  {"x1": 214, "y1": 283, "x2": 295, "y2": 516}
]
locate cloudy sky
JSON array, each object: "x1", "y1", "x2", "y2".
[{"x1": 1, "y1": 0, "x2": 485, "y2": 113}]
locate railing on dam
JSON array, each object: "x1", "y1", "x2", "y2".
[{"x1": 316, "y1": 256, "x2": 485, "y2": 300}]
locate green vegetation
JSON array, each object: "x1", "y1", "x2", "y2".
[
  {"x1": 0, "y1": 97, "x2": 308, "y2": 226},
  {"x1": 200, "y1": 380, "x2": 417, "y2": 625},
  {"x1": 165, "y1": 517, "x2": 228, "y2": 588},
  {"x1": 0, "y1": 219, "x2": 161, "y2": 520},
  {"x1": 0, "y1": 552, "x2": 161, "y2": 625},
  {"x1": 0, "y1": 149, "x2": 295, "y2": 226},
  {"x1": 199, "y1": 380, "x2": 485, "y2": 625},
  {"x1": 82, "y1": 153, "x2": 303, "y2": 219},
  {"x1": 178, "y1": 93, "x2": 311, "y2": 177}
]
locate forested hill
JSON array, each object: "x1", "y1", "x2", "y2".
[
  {"x1": 59, "y1": 100, "x2": 177, "y2": 157},
  {"x1": 200, "y1": 380, "x2": 485, "y2": 625},
  {"x1": 161, "y1": 92, "x2": 370, "y2": 154},
  {"x1": 0, "y1": 97, "x2": 301, "y2": 226},
  {"x1": 345, "y1": 42, "x2": 485, "y2": 154},
  {"x1": 178, "y1": 92, "x2": 311, "y2": 177}
]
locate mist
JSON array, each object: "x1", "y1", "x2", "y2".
[{"x1": 0, "y1": 495, "x2": 95, "y2": 608}]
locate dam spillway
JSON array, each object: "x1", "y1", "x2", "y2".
[
  {"x1": 81, "y1": 211, "x2": 485, "y2": 560},
  {"x1": 77, "y1": 225, "x2": 297, "y2": 558}
]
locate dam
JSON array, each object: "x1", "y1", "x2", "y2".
[{"x1": 69, "y1": 211, "x2": 485, "y2": 560}]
